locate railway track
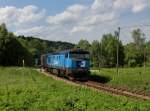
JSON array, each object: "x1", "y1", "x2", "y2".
[
  {"x1": 82, "y1": 81, "x2": 150, "y2": 100},
  {"x1": 40, "y1": 69, "x2": 150, "y2": 100}
]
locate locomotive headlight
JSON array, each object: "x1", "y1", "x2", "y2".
[{"x1": 81, "y1": 61, "x2": 86, "y2": 68}]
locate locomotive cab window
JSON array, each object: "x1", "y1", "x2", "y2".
[{"x1": 70, "y1": 51, "x2": 90, "y2": 60}]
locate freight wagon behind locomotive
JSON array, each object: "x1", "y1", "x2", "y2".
[{"x1": 41, "y1": 49, "x2": 90, "y2": 80}]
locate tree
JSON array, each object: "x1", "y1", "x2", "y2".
[
  {"x1": 0, "y1": 23, "x2": 33, "y2": 66},
  {"x1": 132, "y1": 29, "x2": 145, "y2": 51},
  {"x1": 124, "y1": 43, "x2": 144, "y2": 67},
  {"x1": 91, "y1": 40, "x2": 101, "y2": 67},
  {"x1": 101, "y1": 34, "x2": 124, "y2": 67},
  {"x1": 124, "y1": 29, "x2": 146, "y2": 67},
  {"x1": 76, "y1": 39, "x2": 91, "y2": 51},
  {"x1": 0, "y1": 23, "x2": 7, "y2": 36},
  {"x1": 145, "y1": 41, "x2": 150, "y2": 66}
]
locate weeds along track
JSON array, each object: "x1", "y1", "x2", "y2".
[
  {"x1": 40, "y1": 69, "x2": 150, "y2": 100},
  {"x1": 83, "y1": 81, "x2": 150, "y2": 100}
]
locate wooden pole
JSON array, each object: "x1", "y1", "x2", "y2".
[{"x1": 116, "y1": 27, "x2": 120, "y2": 75}]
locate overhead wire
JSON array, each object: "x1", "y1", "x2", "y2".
[
  {"x1": 118, "y1": 24, "x2": 150, "y2": 40},
  {"x1": 120, "y1": 24, "x2": 150, "y2": 29}
]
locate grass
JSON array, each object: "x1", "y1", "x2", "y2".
[
  {"x1": 0, "y1": 67, "x2": 150, "y2": 111},
  {"x1": 91, "y1": 67, "x2": 150, "y2": 94}
]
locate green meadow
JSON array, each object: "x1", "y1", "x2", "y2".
[
  {"x1": 92, "y1": 67, "x2": 150, "y2": 94},
  {"x1": 0, "y1": 67, "x2": 150, "y2": 111}
]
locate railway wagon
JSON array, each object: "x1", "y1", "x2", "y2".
[{"x1": 41, "y1": 49, "x2": 90, "y2": 80}]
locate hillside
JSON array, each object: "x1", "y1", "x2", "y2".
[
  {"x1": 0, "y1": 24, "x2": 75, "y2": 66},
  {"x1": 17, "y1": 35, "x2": 75, "y2": 58}
]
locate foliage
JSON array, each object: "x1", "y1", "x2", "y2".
[
  {"x1": 92, "y1": 67, "x2": 150, "y2": 94},
  {"x1": 90, "y1": 40, "x2": 101, "y2": 67},
  {"x1": 1, "y1": 23, "x2": 150, "y2": 68},
  {"x1": 124, "y1": 43, "x2": 144, "y2": 67},
  {"x1": 145, "y1": 42, "x2": 150, "y2": 66},
  {"x1": 124, "y1": 29, "x2": 146, "y2": 67},
  {"x1": 0, "y1": 67, "x2": 150, "y2": 111},
  {"x1": 0, "y1": 23, "x2": 74, "y2": 66},
  {"x1": 132, "y1": 29, "x2": 145, "y2": 51},
  {"x1": 0, "y1": 24, "x2": 33, "y2": 66},
  {"x1": 76, "y1": 39, "x2": 91, "y2": 51},
  {"x1": 75, "y1": 29, "x2": 150, "y2": 68},
  {"x1": 100, "y1": 34, "x2": 125, "y2": 67},
  {"x1": 17, "y1": 36, "x2": 75, "y2": 64}
]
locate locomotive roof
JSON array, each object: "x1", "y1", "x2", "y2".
[{"x1": 43, "y1": 49, "x2": 89, "y2": 56}]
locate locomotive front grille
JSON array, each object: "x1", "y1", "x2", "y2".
[{"x1": 76, "y1": 61, "x2": 86, "y2": 68}]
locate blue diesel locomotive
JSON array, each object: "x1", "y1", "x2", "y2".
[{"x1": 41, "y1": 49, "x2": 90, "y2": 80}]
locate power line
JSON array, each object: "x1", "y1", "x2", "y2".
[
  {"x1": 120, "y1": 24, "x2": 150, "y2": 29},
  {"x1": 118, "y1": 24, "x2": 150, "y2": 41}
]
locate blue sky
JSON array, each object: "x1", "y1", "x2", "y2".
[
  {"x1": 0, "y1": 0, "x2": 150, "y2": 43},
  {"x1": 0, "y1": 0, "x2": 92, "y2": 15}
]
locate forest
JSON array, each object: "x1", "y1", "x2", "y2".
[
  {"x1": 0, "y1": 23, "x2": 74, "y2": 66},
  {"x1": 0, "y1": 23, "x2": 150, "y2": 67}
]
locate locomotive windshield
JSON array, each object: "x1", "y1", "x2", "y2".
[{"x1": 69, "y1": 51, "x2": 90, "y2": 60}]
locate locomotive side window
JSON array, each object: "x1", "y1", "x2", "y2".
[
  {"x1": 65, "y1": 53, "x2": 68, "y2": 58},
  {"x1": 48, "y1": 56, "x2": 51, "y2": 63}
]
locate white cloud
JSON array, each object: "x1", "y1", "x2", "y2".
[
  {"x1": 71, "y1": 26, "x2": 93, "y2": 33},
  {"x1": 15, "y1": 25, "x2": 70, "y2": 41},
  {"x1": 91, "y1": 0, "x2": 102, "y2": 10},
  {"x1": 113, "y1": 0, "x2": 129, "y2": 10},
  {"x1": 81, "y1": 12, "x2": 116, "y2": 26},
  {"x1": 18, "y1": 5, "x2": 45, "y2": 24},
  {"x1": 113, "y1": 0, "x2": 149, "y2": 13},
  {"x1": 47, "y1": 11, "x2": 78, "y2": 25},
  {"x1": 0, "y1": 5, "x2": 45, "y2": 27},
  {"x1": 67, "y1": 4, "x2": 88, "y2": 13},
  {"x1": 45, "y1": 0, "x2": 150, "y2": 43},
  {"x1": 91, "y1": 0, "x2": 114, "y2": 13},
  {"x1": 132, "y1": 1, "x2": 146, "y2": 13},
  {"x1": 15, "y1": 26, "x2": 46, "y2": 36},
  {"x1": 1, "y1": 0, "x2": 150, "y2": 43},
  {"x1": 47, "y1": 4, "x2": 87, "y2": 25},
  {"x1": 47, "y1": 1, "x2": 117, "y2": 35}
]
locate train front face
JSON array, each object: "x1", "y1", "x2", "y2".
[{"x1": 66, "y1": 50, "x2": 90, "y2": 80}]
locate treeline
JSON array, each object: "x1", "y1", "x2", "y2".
[
  {"x1": 0, "y1": 23, "x2": 150, "y2": 67},
  {"x1": 76, "y1": 29, "x2": 150, "y2": 68},
  {"x1": 0, "y1": 23, "x2": 74, "y2": 66},
  {"x1": 17, "y1": 36, "x2": 74, "y2": 63}
]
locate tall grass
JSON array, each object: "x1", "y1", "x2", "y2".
[
  {"x1": 0, "y1": 67, "x2": 149, "y2": 111},
  {"x1": 92, "y1": 67, "x2": 150, "y2": 94}
]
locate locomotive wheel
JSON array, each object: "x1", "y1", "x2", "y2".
[
  {"x1": 68, "y1": 76, "x2": 74, "y2": 80},
  {"x1": 59, "y1": 69, "x2": 65, "y2": 77},
  {"x1": 57, "y1": 69, "x2": 61, "y2": 77},
  {"x1": 52, "y1": 69, "x2": 58, "y2": 75}
]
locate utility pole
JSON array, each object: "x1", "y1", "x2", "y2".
[
  {"x1": 23, "y1": 59, "x2": 25, "y2": 67},
  {"x1": 115, "y1": 27, "x2": 120, "y2": 75},
  {"x1": 143, "y1": 34, "x2": 146, "y2": 68},
  {"x1": 144, "y1": 48, "x2": 146, "y2": 68},
  {"x1": 98, "y1": 43, "x2": 101, "y2": 72}
]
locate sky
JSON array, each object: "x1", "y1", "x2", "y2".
[{"x1": 0, "y1": 0, "x2": 150, "y2": 44}]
